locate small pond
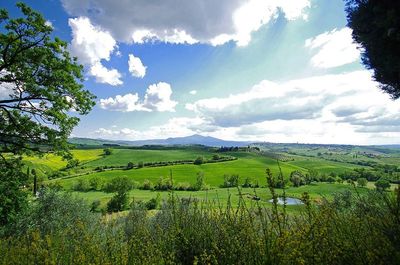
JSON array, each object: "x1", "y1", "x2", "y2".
[{"x1": 268, "y1": 197, "x2": 303, "y2": 205}]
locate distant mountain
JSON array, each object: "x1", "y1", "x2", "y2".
[{"x1": 68, "y1": 134, "x2": 251, "y2": 147}]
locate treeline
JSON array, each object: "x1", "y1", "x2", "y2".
[{"x1": 72, "y1": 173, "x2": 208, "y2": 194}]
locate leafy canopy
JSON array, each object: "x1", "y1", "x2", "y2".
[
  {"x1": 345, "y1": 0, "x2": 400, "y2": 99},
  {"x1": 0, "y1": 3, "x2": 95, "y2": 159}
]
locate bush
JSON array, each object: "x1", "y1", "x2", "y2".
[
  {"x1": 375, "y1": 179, "x2": 391, "y2": 191},
  {"x1": 193, "y1": 172, "x2": 205, "y2": 191},
  {"x1": 141, "y1": 179, "x2": 153, "y2": 190},
  {"x1": 326, "y1": 176, "x2": 336, "y2": 183},
  {"x1": 222, "y1": 174, "x2": 239, "y2": 188},
  {"x1": 242, "y1": 177, "x2": 252, "y2": 188},
  {"x1": 126, "y1": 162, "x2": 134, "y2": 169},
  {"x1": 138, "y1": 161, "x2": 144, "y2": 168},
  {"x1": 65, "y1": 159, "x2": 79, "y2": 169},
  {"x1": 193, "y1": 156, "x2": 204, "y2": 165},
  {"x1": 72, "y1": 179, "x2": 90, "y2": 192},
  {"x1": 212, "y1": 154, "x2": 220, "y2": 160},
  {"x1": 103, "y1": 148, "x2": 112, "y2": 156},
  {"x1": 290, "y1": 171, "x2": 305, "y2": 187},
  {"x1": 89, "y1": 177, "x2": 101, "y2": 190},
  {"x1": 357, "y1": 177, "x2": 368, "y2": 187},
  {"x1": 106, "y1": 191, "x2": 128, "y2": 213},
  {"x1": 102, "y1": 176, "x2": 134, "y2": 193},
  {"x1": 145, "y1": 195, "x2": 160, "y2": 210},
  {"x1": 90, "y1": 200, "x2": 101, "y2": 212},
  {"x1": 175, "y1": 182, "x2": 191, "y2": 191},
  {"x1": 154, "y1": 177, "x2": 173, "y2": 191}
]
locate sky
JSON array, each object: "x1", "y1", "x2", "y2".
[{"x1": 3, "y1": 0, "x2": 400, "y2": 144}]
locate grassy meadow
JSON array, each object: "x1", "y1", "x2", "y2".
[{"x1": 22, "y1": 143, "x2": 396, "y2": 213}]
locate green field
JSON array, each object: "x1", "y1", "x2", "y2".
[
  {"x1": 84, "y1": 148, "x2": 215, "y2": 167},
  {"x1": 31, "y1": 144, "x2": 399, "y2": 212}
]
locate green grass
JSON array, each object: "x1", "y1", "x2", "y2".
[
  {"x1": 54, "y1": 152, "x2": 304, "y2": 190},
  {"x1": 286, "y1": 156, "x2": 366, "y2": 174},
  {"x1": 84, "y1": 148, "x2": 215, "y2": 168}
]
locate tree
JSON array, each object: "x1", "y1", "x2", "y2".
[
  {"x1": 0, "y1": 159, "x2": 28, "y2": 227},
  {"x1": 194, "y1": 172, "x2": 205, "y2": 191},
  {"x1": 103, "y1": 148, "x2": 112, "y2": 156},
  {"x1": 345, "y1": 0, "x2": 400, "y2": 99},
  {"x1": 107, "y1": 183, "x2": 130, "y2": 213},
  {"x1": 357, "y1": 177, "x2": 368, "y2": 187},
  {"x1": 126, "y1": 161, "x2": 134, "y2": 169},
  {"x1": 290, "y1": 171, "x2": 305, "y2": 187},
  {"x1": 375, "y1": 179, "x2": 391, "y2": 191},
  {"x1": 194, "y1": 156, "x2": 204, "y2": 165},
  {"x1": 0, "y1": 3, "x2": 95, "y2": 159}
]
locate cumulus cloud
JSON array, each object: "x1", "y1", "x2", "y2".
[
  {"x1": 128, "y1": 54, "x2": 147, "y2": 78},
  {"x1": 305, "y1": 27, "x2": 360, "y2": 68},
  {"x1": 91, "y1": 70, "x2": 400, "y2": 144},
  {"x1": 186, "y1": 71, "x2": 379, "y2": 127},
  {"x1": 89, "y1": 62, "x2": 122, "y2": 86},
  {"x1": 99, "y1": 82, "x2": 177, "y2": 112},
  {"x1": 62, "y1": 0, "x2": 310, "y2": 46},
  {"x1": 94, "y1": 116, "x2": 207, "y2": 140},
  {"x1": 142, "y1": 82, "x2": 178, "y2": 112},
  {"x1": 181, "y1": 70, "x2": 400, "y2": 143},
  {"x1": 69, "y1": 17, "x2": 123, "y2": 85},
  {"x1": 189, "y1": 90, "x2": 197, "y2": 95}
]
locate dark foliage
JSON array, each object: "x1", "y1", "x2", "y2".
[{"x1": 345, "y1": 0, "x2": 400, "y2": 99}]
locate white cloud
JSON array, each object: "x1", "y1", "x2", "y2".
[
  {"x1": 62, "y1": 0, "x2": 310, "y2": 46},
  {"x1": 91, "y1": 70, "x2": 400, "y2": 144},
  {"x1": 99, "y1": 82, "x2": 177, "y2": 112},
  {"x1": 99, "y1": 93, "x2": 145, "y2": 112},
  {"x1": 89, "y1": 62, "x2": 123, "y2": 86},
  {"x1": 189, "y1": 90, "x2": 197, "y2": 95},
  {"x1": 94, "y1": 116, "x2": 207, "y2": 140},
  {"x1": 69, "y1": 17, "x2": 123, "y2": 85},
  {"x1": 186, "y1": 72, "x2": 375, "y2": 127},
  {"x1": 305, "y1": 27, "x2": 360, "y2": 68},
  {"x1": 128, "y1": 54, "x2": 147, "y2": 78},
  {"x1": 181, "y1": 70, "x2": 400, "y2": 144},
  {"x1": 143, "y1": 82, "x2": 178, "y2": 112}
]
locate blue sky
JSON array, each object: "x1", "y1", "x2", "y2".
[{"x1": 4, "y1": 0, "x2": 400, "y2": 144}]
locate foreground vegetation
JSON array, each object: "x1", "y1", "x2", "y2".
[{"x1": 1, "y1": 185, "x2": 399, "y2": 265}]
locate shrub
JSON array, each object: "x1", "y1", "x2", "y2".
[
  {"x1": 66, "y1": 159, "x2": 79, "y2": 169},
  {"x1": 175, "y1": 182, "x2": 191, "y2": 191},
  {"x1": 242, "y1": 177, "x2": 252, "y2": 188},
  {"x1": 89, "y1": 177, "x2": 101, "y2": 190},
  {"x1": 326, "y1": 176, "x2": 336, "y2": 183},
  {"x1": 141, "y1": 179, "x2": 154, "y2": 190},
  {"x1": 72, "y1": 179, "x2": 90, "y2": 192},
  {"x1": 126, "y1": 162, "x2": 134, "y2": 169},
  {"x1": 103, "y1": 148, "x2": 112, "y2": 156},
  {"x1": 90, "y1": 200, "x2": 101, "y2": 212},
  {"x1": 222, "y1": 174, "x2": 239, "y2": 188},
  {"x1": 102, "y1": 176, "x2": 133, "y2": 193},
  {"x1": 290, "y1": 171, "x2": 305, "y2": 187},
  {"x1": 193, "y1": 172, "x2": 205, "y2": 191},
  {"x1": 107, "y1": 191, "x2": 128, "y2": 213},
  {"x1": 357, "y1": 178, "x2": 368, "y2": 187},
  {"x1": 375, "y1": 179, "x2": 391, "y2": 191},
  {"x1": 212, "y1": 154, "x2": 220, "y2": 160},
  {"x1": 145, "y1": 195, "x2": 160, "y2": 210},
  {"x1": 194, "y1": 156, "x2": 204, "y2": 165},
  {"x1": 138, "y1": 161, "x2": 144, "y2": 168},
  {"x1": 154, "y1": 177, "x2": 173, "y2": 191}
]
